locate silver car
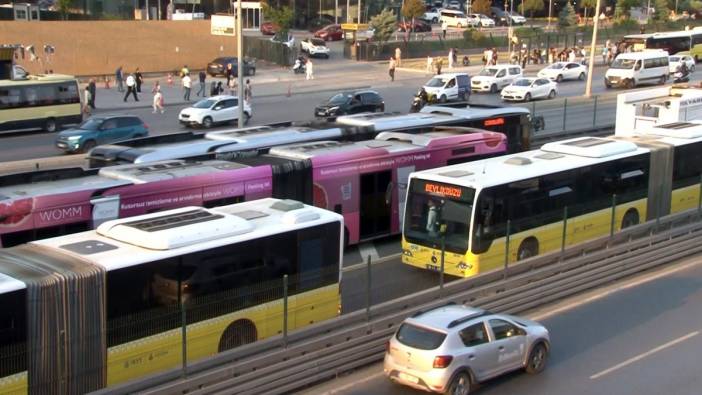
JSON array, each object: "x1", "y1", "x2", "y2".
[{"x1": 384, "y1": 304, "x2": 550, "y2": 394}]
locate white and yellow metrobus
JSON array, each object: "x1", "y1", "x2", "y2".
[
  {"x1": 0, "y1": 198, "x2": 343, "y2": 393},
  {"x1": 0, "y1": 74, "x2": 82, "y2": 133},
  {"x1": 402, "y1": 122, "x2": 702, "y2": 277}
]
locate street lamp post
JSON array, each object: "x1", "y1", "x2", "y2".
[
  {"x1": 548, "y1": 0, "x2": 552, "y2": 28},
  {"x1": 236, "y1": 0, "x2": 244, "y2": 128},
  {"x1": 584, "y1": 0, "x2": 601, "y2": 98}
]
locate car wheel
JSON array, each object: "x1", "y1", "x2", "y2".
[
  {"x1": 45, "y1": 117, "x2": 58, "y2": 133},
  {"x1": 691, "y1": 64, "x2": 696, "y2": 72},
  {"x1": 524, "y1": 92, "x2": 532, "y2": 102},
  {"x1": 525, "y1": 342, "x2": 548, "y2": 374},
  {"x1": 439, "y1": 94, "x2": 447, "y2": 103},
  {"x1": 81, "y1": 140, "x2": 96, "y2": 153},
  {"x1": 445, "y1": 372, "x2": 471, "y2": 395},
  {"x1": 490, "y1": 84, "x2": 498, "y2": 93},
  {"x1": 548, "y1": 89, "x2": 556, "y2": 99},
  {"x1": 202, "y1": 116, "x2": 213, "y2": 129},
  {"x1": 556, "y1": 74, "x2": 563, "y2": 83},
  {"x1": 626, "y1": 79, "x2": 635, "y2": 89},
  {"x1": 659, "y1": 75, "x2": 667, "y2": 85},
  {"x1": 432, "y1": 17, "x2": 438, "y2": 23},
  {"x1": 578, "y1": 72, "x2": 585, "y2": 81}
]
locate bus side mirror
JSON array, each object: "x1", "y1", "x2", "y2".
[{"x1": 385, "y1": 182, "x2": 394, "y2": 205}]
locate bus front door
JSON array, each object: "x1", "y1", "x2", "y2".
[{"x1": 359, "y1": 170, "x2": 392, "y2": 239}]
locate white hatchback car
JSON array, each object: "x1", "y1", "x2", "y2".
[
  {"x1": 501, "y1": 77, "x2": 558, "y2": 101},
  {"x1": 470, "y1": 14, "x2": 495, "y2": 27},
  {"x1": 537, "y1": 61, "x2": 588, "y2": 82},
  {"x1": 668, "y1": 54, "x2": 695, "y2": 73},
  {"x1": 179, "y1": 95, "x2": 252, "y2": 128},
  {"x1": 384, "y1": 304, "x2": 550, "y2": 394},
  {"x1": 471, "y1": 64, "x2": 523, "y2": 93}
]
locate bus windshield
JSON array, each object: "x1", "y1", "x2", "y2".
[
  {"x1": 403, "y1": 180, "x2": 475, "y2": 254},
  {"x1": 610, "y1": 58, "x2": 636, "y2": 69}
]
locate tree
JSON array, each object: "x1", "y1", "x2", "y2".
[
  {"x1": 652, "y1": 0, "x2": 670, "y2": 21},
  {"x1": 402, "y1": 0, "x2": 425, "y2": 21},
  {"x1": 369, "y1": 8, "x2": 397, "y2": 47},
  {"x1": 261, "y1": 3, "x2": 294, "y2": 32},
  {"x1": 56, "y1": 0, "x2": 72, "y2": 20},
  {"x1": 558, "y1": 1, "x2": 576, "y2": 27},
  {"x1": 581, "y1": 0, "x2": 597, "y2": 25},
  {"x1": 614, "y1": 0, "x2": 639, "y2": 19},
  {"x1": 472, "y1": 0, "x2": 492, "y2": 15},
  {"x1": 520, "y1": 0, "x2": 544, "y2": 24}
]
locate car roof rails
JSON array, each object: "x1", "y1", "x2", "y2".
[
  {"x1": 411, "y1": 301, "x2": 457, "y2": 318},
  {"x1": 447, "y1": 310, "x2": 492, "y2": 329}
]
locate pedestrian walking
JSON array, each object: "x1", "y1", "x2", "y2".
[
  {"x1": 210, "y1": 81, "x2": 219, "y2": 96},
  {"x1": 216, "y1": 81, "x2": 224, "y2": 95},
  {"x1": 395, "y1": 47, "x2": 402, "y2": 67},
  {"x1": 441, "y1": 21, "x2": 448, "y2": 39},
  {"x1": 135, "y1": 67, "x2": 143, "y2": 93},
  {"x1": 226, "y1": 63, "x2": 233, "y2": 85},
  {"x1": 388, "y1": 56, "x2": 396, "y2": 81},
  {"x1": 491, "y1": 48, "x2": 498, "y2": 65},
  {"x1": 306, "y1": 58, "x2": 314, "y2": 80},
  {"x1": 180, "y1": 65, "x2": 190, "y2": 78},
  {"x1": 182, "y1": 73, "x2": 192, "y2": 101},
  {"x1": 448, "y1": 48, "x2": 454, "y2": 69},
  {"x1": 435, "y1": 57, "x2": 443, "y2": 75},
  {"x1": 485, "y1": 48, "x2": 493, "y2": 65},
  {"x1": 197, "y1": 70, "x2": 207, "y2": 97},
  {"x1": 228, "y1": 77, "x2": 237, "y2": 96},
  {"x1": 88, "y1": 78, "x2": 96, "y2": 109},
  {"x1": 115, "y1": 66, "x2": 124, "y2": 92},
  {"x1": 83, "y1": 86, "x2": 92, "y2": 116},
  {"x1": 123, "y1": 73, "x2": 138, "y2": 102},
  {"x1": 153, "y1": 87, "x2": 164, "y2": 114},
  {"x1": 426, "y1": 55, "x2": 433, "y2": 73},
  {"x1": 244, "y1": 79, "x2": 252, "y2": 103}
]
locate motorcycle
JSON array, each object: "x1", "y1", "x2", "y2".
[
  {"x1": 292, "y1": 57, "x2": 306, "y2": 74},
  {"x1": 673, "y1": 66, "x2": 690, "y2": 83},
  {"x1": 409, "y1": 89, "x2": 431, "y2": 113}
]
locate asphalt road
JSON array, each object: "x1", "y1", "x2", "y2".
[
  {"x1": 2, "y1": 66, "x2": 700, "y2": 163},
  {"x1": 309, "y1": 254, "x2": 702, "y2": 395}
]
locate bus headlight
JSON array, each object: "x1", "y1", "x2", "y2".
[
  {"x1": 402, "y1": 249, "x2": 413, "y2": 257},
  {"x1": 457, "y1": 262, "x2": 471, "y2": 270}
]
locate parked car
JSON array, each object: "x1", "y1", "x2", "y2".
[
  {"x1": 314, "y1": 90, "x2": 385, "y2": 118},
  {"x1": 470, "y1": 13, "x2": 495, "y2": 27},
  {"x1": 490, "y1": 7, "x2": 526, "y2": 25},
  {"x1": 537, "y1": 61, "x2": 588, "y2": 82},
  {"x1": 501, "y1": 77, "x2": 558, "y2": 101},
  {"x1": 423, "y1": 72, "x2": 471, "y2": 102},
  {"x1": 260, "y1": 21, "x2": 279, "y2": 35},
  {"x1": 270, "y1": 31, "x2": 295, "y2": 48},
  {"x1": 447, "y1": 0, "x2": 464, "y2": 10},
  {"x1": 422, "y1": 7, "x2": 441, "y2": 23},
  {"x1": 398, "y1": 19, "x2": 432, "y2": 32},
  {"x1": 207, "y1": 57, "x2": 256, "y2": 77},
  {"x1": 384, "y1": 304, "x2": 550, "y2": 394},
  {"x1": 604, "y1": 50, "x2": 669, "y2": 88},
  {"x1": 314, "y1": 24, "x2": 344, "y2": 41},
  {"x1": 668, "y1": 54, "x2": 695, "y2": 73},
  {"x1": 55, "y1": 115, "x2": 148, "y2": 153},
  {"x1": 178, "y1": 95, "x2": 252, "y2": 128},
  {"x1": 440, "y1": 9, "x2": 476, "y2": 28},
  {"x1": 300, "y1": 38, "x2": 331, "y2": 58},
  {"x1": 471, "y1": 64, "x2": 523, "y2": 93}
]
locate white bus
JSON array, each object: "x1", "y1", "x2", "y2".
[
  {"x1": 615, "y1": 86, "x2": 702, "y2": 134},
  {"x1": 0, "y1": 198, "x2": 343, "y2": 393},
  {"x1": 0, "y1": 74, "x2": 82, "y2": 133},
  {"x1": 401, "y1": 124, "x2": 702, "y2": 277}
]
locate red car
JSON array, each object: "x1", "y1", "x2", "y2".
[
  {"x1": 397, "y1": 19, "x2": 432, "y2": 32},
  {"x1": 314, "y1": 24, "x2": 344, "y2": 41},
  {"x1": 260, "y1": 22, "x2": 279, "y2": 35}
]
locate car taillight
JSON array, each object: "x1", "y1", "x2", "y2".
[{"x1": 433, "y1": 355, "x2": 453, "y2": 368}]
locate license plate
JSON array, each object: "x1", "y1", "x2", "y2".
[
  {"x1": 426, "y1": 264, "x2": 440, "y2": 271},
  {"x1": 398, "y1": 372, "x2": 419, "y2": 384}
]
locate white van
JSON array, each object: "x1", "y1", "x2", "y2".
[
  {"x1": 440, "y1": 9, "x2": 474, "y2": 28},
  {"x1": 423, "y1": 73, "x2": 471, "y2": 102},
  {"x1": 471, "y1": 64, "x2": 523, "y2": 93},
  {"x1": 604, "y1": 50, "x2": 669, "y2": 89}
]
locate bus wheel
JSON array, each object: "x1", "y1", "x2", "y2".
[
  {"x1": 622, "y1": 209, "x2": 640, "y2": 229},
  {"x1": 218, "y1": 319, "x2": 258, "y2": 352},
  {"x1": 517, "y1": 238, "x2": 539, "y2": 261},
  {"x1": 45, "y1": 118, "x2": 58, "y2": 133}
]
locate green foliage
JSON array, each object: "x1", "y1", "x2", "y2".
[
  {"x1": 581, "y1": 0, "x2": 597, "y2": 22},
  {"x1": 261, "y1": 4, "x2": 294, "y2": 31},
  {"x1": 402, "y1": 0, "x2": 426, "y2": 20},
  {"x1": 652, "y1": 0, "x2": 670, "y2": 22},
  {"x1": 369, "y1": 8, "x2": 397, "y2": 46},
  {"x1": 614, "y1": 0, "x2": 639, "y2": 18},
  {"x1": 687, "y1": 0, "x2": 702, "y2": 12},
  {"x1": 56, "y1": 0, "x2": 72, "y2": 20},
  {"x1": 612, "y1": 18, "x2": 640, "y2": 30},
  {"x1": 513, "y1": 26, "x2": 544, "y2": 37},
  {"x1": 472, "y1": 0, "x2": 492, "y2": 15},
  {"x1": 520, "y1": 0, "x2": 544, "y2": 18},
  {"x1": 558, "y1": 2, "x2": 576, "y2": 27}
]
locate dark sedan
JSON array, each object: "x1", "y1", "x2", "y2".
[
  {"x1": 314, "y1": 90, "x2": 385, "y2": 118},
  {"x1": 314, "y1": 24, "x2": 344, "y2": 41},
  {"x1": 397, "y1": 19, "x2": 432, "y2": 32},
  {"x1": 207, "y1": 57, "x2": 256, "y2": 77}
]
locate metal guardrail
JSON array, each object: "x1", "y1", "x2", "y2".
[{"x1": 94, "y1": 207, "x2": 702, "y2": 395}]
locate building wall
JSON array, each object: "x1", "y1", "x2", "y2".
[{"x1": 0, "y1": 20, "x2": 237, "y2": 76}]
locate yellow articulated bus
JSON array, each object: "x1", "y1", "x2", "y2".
[
  {"x1": 0, "y1": 198, "x2": 343, "y2": 394},
  {"x1": 0, "y1": 74, "x2": 82, "y2": 133},
  {"x1": 402, "y1": 122, "x2": 702, "y2": 277}
]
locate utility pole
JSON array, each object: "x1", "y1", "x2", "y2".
[
  {"x1": 357, "y1": 0, "x2": 361, "y2": 23},
  {"x1": 584, "y1": 0, "x2": 601, "y2": 98},
  {"x1": 335, "y1": 0, "x2": 339, "y2": 24},
  {"x1": 237, "y1": 0, "x2": 244, "y2": 128},
  {"x1": 548, "y1": 0, "x2": 552, "y2": 28},
  {"x1": 347, "y1": 0, "x2": 350, "y2": 22}
]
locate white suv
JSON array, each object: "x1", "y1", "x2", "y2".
[
  {"x1": 384, "y1": 304, "x2": 550, "y2": 394},
  {"x1": 178, "y1": 95, "x2": 252, "y2": 128},
  {"x1": 471, "y1": 64, "x2": 523, "y2": 93}
]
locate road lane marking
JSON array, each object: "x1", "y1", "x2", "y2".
[
  {"x1": 530, "y1": 257, "x2": 702, "y2": 321},
  {"x1": 319, "y1": 372, "x2": 384, "y2": 394},
  {"x1": 357, "y1": 242, "x2": 381, "y2": 263},
  {"x1": 589, "y1": 331, "x2": 699, "y2": 380}
]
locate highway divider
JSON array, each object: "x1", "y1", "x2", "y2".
[
  {"x1": 92, "y1": 207, "x2": 702, "y2": 395},
  {"x1": 0, "y1": 154, "x2": 87, "y2": 174}
]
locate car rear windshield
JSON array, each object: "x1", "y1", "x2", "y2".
[
  {"x1": 79, "y1": 118, "x2": 103, "y2": 130},
  {"x1": 396, "y1": 323, "x2": 447, "y2": 350}
]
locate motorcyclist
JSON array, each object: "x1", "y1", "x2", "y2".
[
  {"x1": 293, "y1": 56, "x2": 306, "y2": 73},
  {"x1": 675, "y1": 62, "x2": 690, "y2": 83},
  {"x1": 410, "y1": 88, "x2": 429, "y2": 113}
]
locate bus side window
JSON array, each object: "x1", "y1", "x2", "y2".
[{"x1": 472, "y1": 188, "x2": 506, "y2": 253}]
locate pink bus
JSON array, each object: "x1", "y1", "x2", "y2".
[{"x1": 0, "y1": 127, "x2": 506, "y2": 247}]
